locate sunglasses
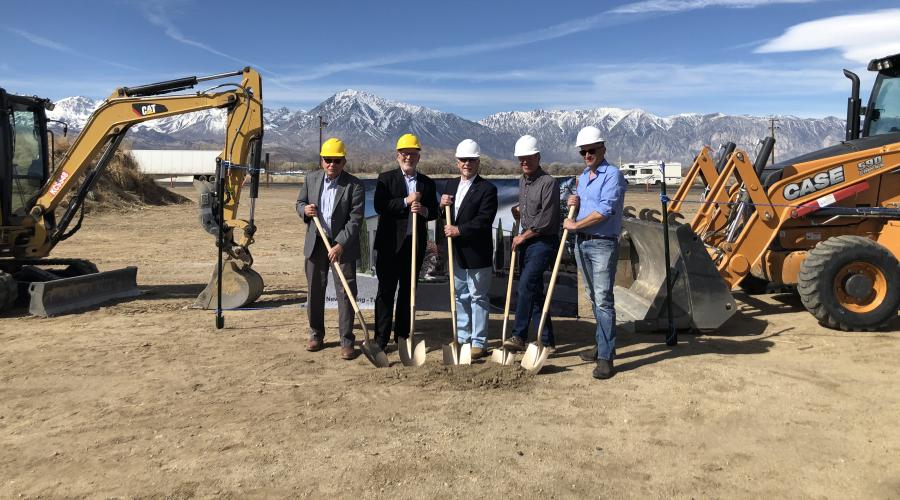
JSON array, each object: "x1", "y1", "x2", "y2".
[
  {"x1": 323, "y1": 158, "x2": 344, "y2": 164},
  {"x1": 457, "y1": 158, "x2": 478, "y2": 163},
  {"x1": 579, "y1": 147, "x2": 603, "y2": 157},
  {"x1": 398, "y1": 151, "x2": 420, "y2": 157}
]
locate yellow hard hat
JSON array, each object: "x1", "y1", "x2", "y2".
[
  {"x1": 320, "y1": 137, "x2": 346, "y2": 157},
  {"x1": 396, "y1": 133, "x2": 421, "y2": 150}
]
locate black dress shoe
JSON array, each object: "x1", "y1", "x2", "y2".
[
  {"x1": 579, "y1": 347, "x2": 598, "y2": 362},
  {"x1": 592, "y1": 359, "x2": 615, "y2": 380}
]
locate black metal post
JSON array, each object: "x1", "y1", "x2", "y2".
[
  {"x1": 659, "y1": 162, "x2": 676, "y2": 346},
  {"x1": 215, "y1": 157, "x2": 225, "y2": 329}
]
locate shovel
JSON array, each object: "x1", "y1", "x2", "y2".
[
  {"x1": 312, "y1": 216, "x2": 389, "y2": 368},
  {"x1": 491, "y1": 244, "x2": 517, "y2": 365},
  {"x1": 520, "y1": 205, "x2": 576, "y2": 374},
  {"x1": 442, "y1": 205, "x2": 472, "y2": 365},
  {"x1": 399, "y1": 211, "x2": 427, "y2": 367}
]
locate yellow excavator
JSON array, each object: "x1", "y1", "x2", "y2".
[
  {"x1": 619, "y1": 52, "x2": 900, "y2": 332},
  {"x1": 0, "y1": 67, "x2": 264, "y2": 315}
]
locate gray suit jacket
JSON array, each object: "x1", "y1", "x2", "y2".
[{"x1": 296, "y1": 169, "x2": 365, "y2": 263}]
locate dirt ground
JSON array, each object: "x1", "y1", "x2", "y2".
[{"x1": 1, "y1": 184, "x2": 898, "y2": 498}]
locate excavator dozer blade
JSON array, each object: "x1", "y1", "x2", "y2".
[
  {"x1": 615, "y1": 218, "x2": 736, "y2": 332},
  {"x1": 193, "y1": 259, "x2": 264, "y2": 310},
  {"x1": 28, "y1": 267, "x2": 141, "y2": 317}
]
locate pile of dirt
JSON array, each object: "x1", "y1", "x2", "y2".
[
  {"x1": 363, "y1": 361, "x2": 535, "y2": 391},
  {"x1": 52, "y1": 141, "x2": 190, "y2": 213},
  {"x1": 79, "y1": 151, "x2": 191, "y2": 212}
]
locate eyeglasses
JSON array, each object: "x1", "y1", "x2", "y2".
[
  {"x1": 398, "y1": 151, "x2": 420, "y2": 158},
  {"x1": 457, "y1": 158, "x2": 478, "y2": 164},
  {"x1": 579, "y1": 147, "x2": 603, "y2": 157},
  {"x1": 323, "y1": 158, "x2": 343, "y2": 164}
]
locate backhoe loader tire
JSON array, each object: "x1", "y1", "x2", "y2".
[
  {"x1": 798, "y1": 236, "x2": 900, "y2": 331},
  {"x1": 0, "y1": 270, "x2": 17, "y2": 313}
]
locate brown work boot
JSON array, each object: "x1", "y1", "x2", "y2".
[
  {"x1": 471, "y1": 346, "x2": 488, "y2": 359},
  {"x1": 592, "y1": 359, "x2": 615, "y2": 380},
  {"x1": 503, "y1": 336, "x2": 526, "y2": 352},
  {"x1": 306, "y1": 338, "x2": 323, "y2": 352},
  {"x1": 341, "y1": 345, "x2": 358, "y2": 360}
]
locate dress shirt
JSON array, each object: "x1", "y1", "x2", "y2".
[
  {"x1": 518, "y1": 168, "x2": 560, "y2": 237},
  {"x1": 575, "y1": 160, "x2": 626, "y2": 237},
  {"x1": 454, "y1": 177, "x2": 474, "y2": 219},
  {"x1": 320, "y1": 174, "x2": 338, "y2": 235}
]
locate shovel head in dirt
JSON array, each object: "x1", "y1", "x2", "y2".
[
  {"x1": 194, "y1": 259, "x2": 264, "y2": 310},
  {"x1": 28, "y1": 266, "x2": 141, "y2": 316},
  {"x1": 616, "y1": 218, "x2": 735, "y2": 332}
]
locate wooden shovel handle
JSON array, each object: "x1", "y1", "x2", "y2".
[
  {"x1": 445, "y1": 205, "x2": 459, "y2": 342},
  {"x1": 410, "y1": 211, "x2": 417, "y2": 334},
  {"x1": 500, "y1": 246, "x2": 517, "y2": 344},
  {"x1": 534, "y1": 205, "x2": 576, "y2": 346},
  {"x1": 311, "y1": 216, "x2": 371, "y2": 340}
]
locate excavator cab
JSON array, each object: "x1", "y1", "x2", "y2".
[
  {"x1": 617, "y1": 53, "x2": 900, "y2": 332},
  {"x1": 1, "y1": 93, "x2": 50, "y2": 227}
]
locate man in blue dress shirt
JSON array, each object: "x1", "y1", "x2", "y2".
[{"x1": 564, "y1": 126, "x2": 626, "y2": 379}]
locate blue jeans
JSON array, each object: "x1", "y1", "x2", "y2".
[
  {"x1": 512, "y1": 236, "x2": 557, "y2": 346},
  {"x1": 453, "y1": 263, "x2": 492, "y2": 348},
  {"x1": 576, "y1": 237, "x2": 619, "y2": 361}
]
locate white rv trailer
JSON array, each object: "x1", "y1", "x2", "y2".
[
  {"x1": 619, "y1": 161, "x2": 682, "y2": 186},
  {"x1": 129, "y1": 150, "x2": 221, "y2": 182}
]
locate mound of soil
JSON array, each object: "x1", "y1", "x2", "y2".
[
  {"x1": 363, "y1": 360, "x2": 534, "y2": 391},
  {"x1": 80, "y1": 151, "x2": 190, "y2": 212}
]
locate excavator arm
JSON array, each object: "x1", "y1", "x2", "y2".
[
  {"x1": 25, "y1": 68, "x2": 263, "y2": 260},
  {"x1": 1, "y1": 68, "x2": 265, "y2": 315}
]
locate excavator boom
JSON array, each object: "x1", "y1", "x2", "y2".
[{"x1": 0, "y1": 68, "x2": 265, "y2": 315}]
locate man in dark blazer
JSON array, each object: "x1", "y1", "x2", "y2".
[
  {"x1": 296, "y1": 138, "x2": 365, "y2": 360},
  {"x1": 373, "y1": 133, "x2": 439, "y2": 350},
  {"x1": 439, "y1": 139, "x2": 498, "y2": 359}
]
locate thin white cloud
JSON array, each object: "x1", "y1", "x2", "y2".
[
  {"x1": 138, "y1": 3, "x2": 293, "y2": 86},
  {"x1": 279, "y1": 0, "x2": 822, "y2": 82},
  {"x1": 610, "y1": 0, "x2": 817, "y2": 14},
  {"x1": 4, "y1": 27, "x2": 140, "y2": 72},
  {"x1": 756, "y1": 8, "x2": 900, "y2": 63}
]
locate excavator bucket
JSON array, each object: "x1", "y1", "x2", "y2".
[
  {"x1": 193, "y1": 259, "x2": 264, "y2": 310},
  {"x1": 28, "y1": 267, "x2": 141, "y2": 316},
  {"x1": 615, "y1": 218, "x2": 736, "y2": 332}
]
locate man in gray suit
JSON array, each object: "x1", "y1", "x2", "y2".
[{"x1": 296, "y1": 138, "x2": 365, "y2": 360}]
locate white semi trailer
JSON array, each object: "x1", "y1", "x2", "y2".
[{"x1": 129, "y1": 150, "x2": 221, "y2": 182}]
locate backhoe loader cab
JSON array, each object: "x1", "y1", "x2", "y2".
[{"x1": 618, "y1": 53, "x2": 900, "y2": 333}]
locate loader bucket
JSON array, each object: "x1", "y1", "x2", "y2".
[
  {"x1": 193, "y1": 259, "x2": 264, "y2": 310},
  {"x1": 615, "y1": 218, "x2": 735, "y2": 332},
  {"x1": 28, "y1": 266, "x2": 141, "y2": 316}
]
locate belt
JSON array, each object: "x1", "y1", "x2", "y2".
[{"x1": 576, "y1": 233, "x2": 617, "y2": 242}]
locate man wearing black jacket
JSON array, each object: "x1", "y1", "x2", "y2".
[
  {"x1": 373, "y1": 133, "x2": 439, "y2": 350},
  {"x1": 440, "y1": 139, "x2": 498, "y2": 359}
]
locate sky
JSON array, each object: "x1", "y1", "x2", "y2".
[{"x1": 3, "y1": 0, "x2": 900, "y2": 120}]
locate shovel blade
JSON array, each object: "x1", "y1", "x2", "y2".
[
  {"x1": 361, "y1": 341, "x2": 390, "y2": 368},
  {"x1": 490, "y1": 348, "x2": 516, "y2": 365},
  {"x1": 442, "y1": 343, "x2": 459, "y2": 365},
  {"x1": 458, "y1": 343, "x2": 472, "y2": 365},
  {"x1": 520, "y1": 343, "x2": 549, "y2": 373},
  {"x1": 399, "y1": 337, "x2": 426, "y2": 367}
]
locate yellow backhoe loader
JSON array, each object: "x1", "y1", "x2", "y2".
[
  {"x1": 619, "y1": 53, "x2": 900, "y2": 332},
  {"x1": 0, "y1": 67, "x2": 264, "y2": 315}
]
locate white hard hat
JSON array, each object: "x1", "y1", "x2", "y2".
[
  {"x1": 576, "y1": 126, "x2": 605, "y2": 147},
  {"x1": 514, "y1": 135, "x2": 540, "y2": 157},
  {"x1": 455, "y1": 139, "x2": 480, "y2": 158}
]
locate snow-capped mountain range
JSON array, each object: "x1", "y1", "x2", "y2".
[{"x1": 48, "y1": 89, "x2": 845, "y2": 165}]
